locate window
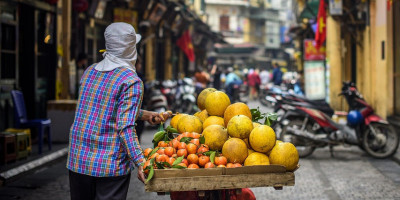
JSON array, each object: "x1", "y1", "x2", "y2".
[{"x1": 219, "y1": 16, "x2": 229, "y2": 32}]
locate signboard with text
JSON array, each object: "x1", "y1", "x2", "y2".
[
  {"x1": 329, "y1": 0, "x2": 343, "y2": 15},
  {"x1": 304, "y1": 61, "x2": 326, "y2": 100},
  {"x1": 304, "y1": 40, "x2": 326, "y2": 61}
]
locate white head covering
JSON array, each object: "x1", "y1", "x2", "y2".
[{"x1": 95, "y1": 22, "x2": 141, "y2": 72}]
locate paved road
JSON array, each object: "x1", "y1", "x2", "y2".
[{"x1": 1, "y1": 100, "x2": 399, "y2": 200}]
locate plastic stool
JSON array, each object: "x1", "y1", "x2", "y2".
[
  {"x1": 5, "y1": 128, "x2": 31, "y2": 154},
  {"x1": 0, "y1": 133, "x2": 17, "y2": 164}
]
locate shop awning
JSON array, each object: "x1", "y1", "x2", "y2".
[{"x1": 298, "y1": 0, "x2": 319, "y2": 21}]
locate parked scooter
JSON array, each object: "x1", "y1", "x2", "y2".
[
  {"x1": 145, "y1": 81, "x2": 169, "y2": 114},
  {"x1": 161, "y1": 80, "x2": 178, "y2": 111},
  {"x1": 175, "y1": 78, "x2": 198, "y2": 114},
  {"x1": 262, "y1": 86, "x2": 334, "y2": 118},
  {"x1": 276, "y1": 82, "x2": 399, "y2": 159}
]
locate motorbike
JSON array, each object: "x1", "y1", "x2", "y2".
[
  {"x1": 276, "y1": 82, "x2": 399, "y2": 159},
  {"x1": 161, "y1": 80, "x2": 178, "y2": 111},
  {"x1": 145, "y1": 80, "x2": 169, "y2": 114},
  {"x1": 175, "y1": 78, "x2": 198, "y2": 114},
  {"x1": 262, "y1": 86, "x2": 334, "y2": 118}
]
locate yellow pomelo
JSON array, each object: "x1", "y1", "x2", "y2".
[
  {"x1": 170, "y1": 114, "x2": 187, "y2": 129},
  {"x1": 223, "y1": 102, "x2": 252, "y2": 127},
  {"x1": 267, "y1": 140, "x2": 283, "y2": 156},
  {"x1": 177, "y1": 115, "x2": 203, "y2": 134},
  {"x1": 269, "y1": 142, "x2": 299, "y2": 171},
  {"x1": 227, "y1": 115, "x2": 254, "y2": 139},
  {"x1": 194, "y1": 109, "x2": 208, "y2": 122},
  {"x1": 248, "y1": 148, "x2": 255, "y2": 155},
  {"x1": 205, "y1": 91, "x2": 231, "y2": 117},
  {"x1": 197, "y1": 88, "x2": 217, "y2": 110},
  {"x1": 249, "y1": 125, "x2": 276, "y2": 153},
  {"x1": 222, "y1": 138, "x2": 248, "y2": 164},
  {"x1": 202, "y1": 125, "x2": 228, "y2": 151},
  {"x1": 244, "y1": 152, "x2": 270, "y2": 166},
  {"x1": 253, "y1": 122, "x2": 261, "y2": 128},
  {"x1": 203, "y1": 116, "x2": 225, "y2": 129}
]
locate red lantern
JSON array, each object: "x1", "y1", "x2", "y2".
[
  {"x1": 45, "y1": 0, "x2": 59, "y2": 4},
  {"x1": 73, "y1": 0, "x2": 89, "y2": 13}
]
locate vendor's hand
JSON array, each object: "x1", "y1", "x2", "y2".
[
  {"x1": 141, "y1": 110, "x2": 163, "y2": 125},
  {"x1": 137, "y1": 165, "x2": 146, "y2": 184}
]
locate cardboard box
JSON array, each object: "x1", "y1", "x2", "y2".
[{"x1": 145, "y1": 165, "x2": 296, "y2": 192}]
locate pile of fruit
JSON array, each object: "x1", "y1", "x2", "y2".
[{"x1": 143, "y1": 88, "x2": 299, "y2": 182}]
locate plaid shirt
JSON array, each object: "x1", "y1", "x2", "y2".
[{"x1": 67, "y1": 64, "x2": 145, "y2": 177}]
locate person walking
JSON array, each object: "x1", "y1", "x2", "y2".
[
  {"x1": 272, "y1": 62, "x2": 283, "y2": 86},
  {"x1": 67, "y1": 22, "x2": 168, "y2": 200},
  {"x1": 259, "y1": 68, "x2": 270, "y2": 86},
  {"x1": 225, "y1": 67, "x2": 242, "y2": 102},
  {"x1": 247, "y1": 69, "x2": 261, "y2": 100}
]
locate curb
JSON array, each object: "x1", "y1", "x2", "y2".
[{"x1": 0, "y1": 147, "x2": 68, "y2": 186}]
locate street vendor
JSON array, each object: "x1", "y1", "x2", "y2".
[{"x1": 67, "y1": 22, "x2": 167, "y2": 200}]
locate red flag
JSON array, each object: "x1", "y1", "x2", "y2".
[
  {"x1": 315, "y1": 0, "x2": 326, "y2": 48},
  {"x1": 176, "y1": 30, "x2": 195, "y2": 62}
]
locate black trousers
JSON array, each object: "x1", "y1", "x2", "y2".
[{"x1": 69, "y1": 170, "x2": 131, "y2": 200}]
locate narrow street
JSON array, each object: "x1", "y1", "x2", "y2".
[{"x1": 0, "y1": 100, "x2": 399, "y2": 200}]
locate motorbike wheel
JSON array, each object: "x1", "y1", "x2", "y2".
[
  {"x1": 280, "y1": 119, "x2": 316, "y2": 158},
  {"x1": 259, "y1": 95, "x2": 275, "y2": 108},
  {"x1": 362, "y1": 123, "x2": 399, "y2": 159}
]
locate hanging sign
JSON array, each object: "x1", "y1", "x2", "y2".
[
  {"x1": 329, "y1": 0, "x2": 343, "y2": 15},
  {"x1": 304, "y1": 39, "x2": 326, "y2": 61},
  {"x1": 304, "y1": 61, "x2": 326, "y2": 100}
]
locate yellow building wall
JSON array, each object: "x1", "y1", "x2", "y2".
[{"x1": 327, "y1": 15, "x2": 344, "y2": 111}]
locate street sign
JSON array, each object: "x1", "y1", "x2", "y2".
[{"x1": 329, "y1": 0, "x2": 343, "y2": 15}]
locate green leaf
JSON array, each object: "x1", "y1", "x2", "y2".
[
  {"x1": 163, "y1": 162, "x2": 171, "y2": 168},
  {"x1": 266, "y1": 113, "x2": 278, "y2": 121},
  {"x1": 180, "y1": 137, "x2": 192, "y2": 144},
  {"x1": 264, "y1": 117, "x2": 271, "y2": 126},
  {"x1": 210, "y1": 151, "x2": 216, "y2": 164},
  {"x1": 148, "y1": 147, "x2": 159, "y2": 158},
  {"x1": 146, "y1": 166, "x2": 154, "y2": 183},
  {"x1": 163, "y1": 134, "x2": 169, "y2": 142},
  {"x1": 150, "y1": 157, "x2": 155, "y2": 165},
  {"x1": 172, "y1": 165, "x2": 187, "y2": 169},
  {"x1": 199, "y1": 135, "x2": 205, "y2": 144},
  {"x1": 250, "y1": 107, "x2": 265, "y2": 122},
  {"x1": 264, "y1": 113, "x2": 278, "y2": 126},
  {"x1": 172, "y1": 156, "x2": 184, "y2": 166},
  {"x1": 155, "y1": 162, "x2": 164, "y2": 169},
  {"x1": 166, "y1": 126, "x2": 179, "y2": 133},
  {"x1": 203, "y1": 151, "x2": 214, "y2": 156}
]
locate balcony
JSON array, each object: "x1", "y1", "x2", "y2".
[{"x1": 204, "y1": 0, "x2": 249, "y2": 6}]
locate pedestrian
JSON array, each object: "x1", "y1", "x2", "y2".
[
  {"x1": 247, "y1": 68, "x2": 261, "y2": 100},
  {"x1": 67, "y1": 22, "x2": 169, "y2": 200},
  {"x1": 259, "y1": 68, "x2": 270, "y2": 86},
  {"x1": 213, "y1": 67, "x2": 222, "y2": 90},
  {"x1": 225, "y1": 67, "x2": 242, "y2": 102},
  {"x1": 272, "y1": 62, "x2": 283, "y2": 86}
]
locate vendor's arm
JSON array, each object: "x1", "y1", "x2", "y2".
[{"x1": 117, "y1": 80, "x2": 146, "y2": 167}]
